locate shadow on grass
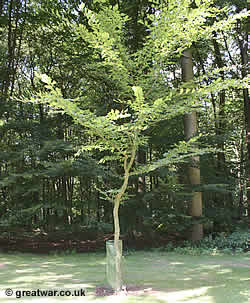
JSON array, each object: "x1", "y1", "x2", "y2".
[{"x1": 0, "y1": 251, "x2": 249, "y2": 302}]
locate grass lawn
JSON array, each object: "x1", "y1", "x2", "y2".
[{"x1": 0, "y1": 251, "x2": 249, "y2": 302}]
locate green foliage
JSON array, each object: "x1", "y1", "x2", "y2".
[
  {"x1": 0, "y1": 0, "x2": 249, "y2": 244},
  {"x1": 163, "y1": 230, "x2": 250, "y2": 255},
  {"x1": 151, "y1": 210, "x2": 193, "y2": 234},
  {"x1": 201, "y1": 230, "x2": 250, "y2": 252}
]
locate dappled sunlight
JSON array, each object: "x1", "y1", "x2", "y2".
[
  {"x1": 240, "y1": 290, "x2": 250, "y2": 297},
  {"x1": 0, "y1": 252, "x2": 249, "y2": 302},
  {"x1": 154, "y1": 287, "x2": 215, "y2": 303},
  {"x1": 171, "y1": 262, "x2": 184, "y2": 265},
  {"x1": 199, "y1": 264, "x2": 221, "y2": 270},
  {"x1": 16, "y1": 268, "x2": 40, "y2": 273},
  {"x1": 239, "y1": 278, "x2": 250, "y2": 281},
  {"x1": 217, "y1": 268, "x2": 232, "y2": 274}
]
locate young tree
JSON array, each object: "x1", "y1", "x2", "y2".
[
  {"x1": 26, "y1": 0, "x2": 249, "y2": 291},
  {"x1": 34, "y1": 75, "x2": 199, "y2": 290}
]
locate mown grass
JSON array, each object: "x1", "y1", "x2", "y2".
[{"x1": 0, "y1": 251, "x2": 249, "y2": 302}]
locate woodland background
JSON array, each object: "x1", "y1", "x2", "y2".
[{"x1": 0, "y1": 0, "x2": 249, "y2": 252}]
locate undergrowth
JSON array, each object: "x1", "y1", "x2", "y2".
[{"x1": 155, "y1": 229, "x2": 250, "y2": 255}]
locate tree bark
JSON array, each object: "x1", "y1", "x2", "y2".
[
  {"x1": 235, "y1": 9, "x2": 249, "y2": 215},
  {"x1": 212, "y1": 34, "x2": 226, "y2": 171},
  {"x1": 181, "y1": 49, "x2": 203, "y2": 241},
  {"x1": 239, "y1": 31, "x2": 250, "y2": 216},
  {"x1": 112, "y1": 146, "x2": 136, "y2": 291}
]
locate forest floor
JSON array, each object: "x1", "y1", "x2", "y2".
[
  {"x1": 0, "y1": 228, "x2": 183, "y2": 253},
  {"x1": 0, "y1": 251, "x2": 249, "y2": 303}
]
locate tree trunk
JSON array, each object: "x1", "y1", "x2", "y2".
[
  {"x1": 238, "y1": 28, "x2": 250, "y2": 216},
  {"x1": 212, "y1": 34, "x2": 226, "y2": 171},
  {"x1": 181, "y1": 49, "x2": 203, "y2": 241},
  {"x1": 136, "y1": 147, "x2": 146, "y2": 229},
  {"x1": 112, "y1": 147, "x2": 136, "y2": 291}
]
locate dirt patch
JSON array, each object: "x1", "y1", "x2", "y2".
[
  {"x1": 0, "y1": 235, "x2": 109, "y2": 253},
  {"x1": 0, "y1": 229, "x2": 182, "y2": 254}
]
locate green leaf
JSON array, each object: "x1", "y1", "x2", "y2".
[{"x1": 39, "y1": 74, "x2": 52, "y2": 85}]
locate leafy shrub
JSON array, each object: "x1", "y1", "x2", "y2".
[
  {"x1": 204, "y1": 207, "x2": 247, "y2": 233},
  {"x1": 199, "y1": 230, "x2": 249, "y2": 251},
  {"x1": 160, "y1": 229, "x2": 250, "y2": 255}
]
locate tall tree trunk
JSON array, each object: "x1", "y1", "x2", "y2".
[
  {"x1": 181, "y1": 49, "x2": 203, "y2": 241},
  {"x1": 234, "y1": 0, "x2": 250, "y2": 217},
  {"x1": 212, "y1": 34, "x2": 226, "y2": 171},
  {"x1": 238, "y1": 27, "x2": 250, "y2": 216},
  {"x1": 137, "y1": 148, "x2": 146, "y2": 193},
  {"x1": 136, "y1": 147, "x2": 146, "y2": 229}
]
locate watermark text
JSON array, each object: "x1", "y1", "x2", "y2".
[{"x1": 5, "y1": 288, "x2": 86, "y2": 299}]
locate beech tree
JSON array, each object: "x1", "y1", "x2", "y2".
[
  {"x1": 24, "y1": 0, "x2": 249, "y2": 290},
  {"x1": 33, "y1": 74, "x2": 203, "y2": 290},
  {"x1": 1, "y1": 0, "x2": 249, "y2": 288},
  {"x1": 181, "y1": 49, "x2": 203, "y2": 241}
]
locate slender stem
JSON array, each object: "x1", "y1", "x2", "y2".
[{"x1": 112, "y1": 144, "x2": 136, "y2": 291}]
